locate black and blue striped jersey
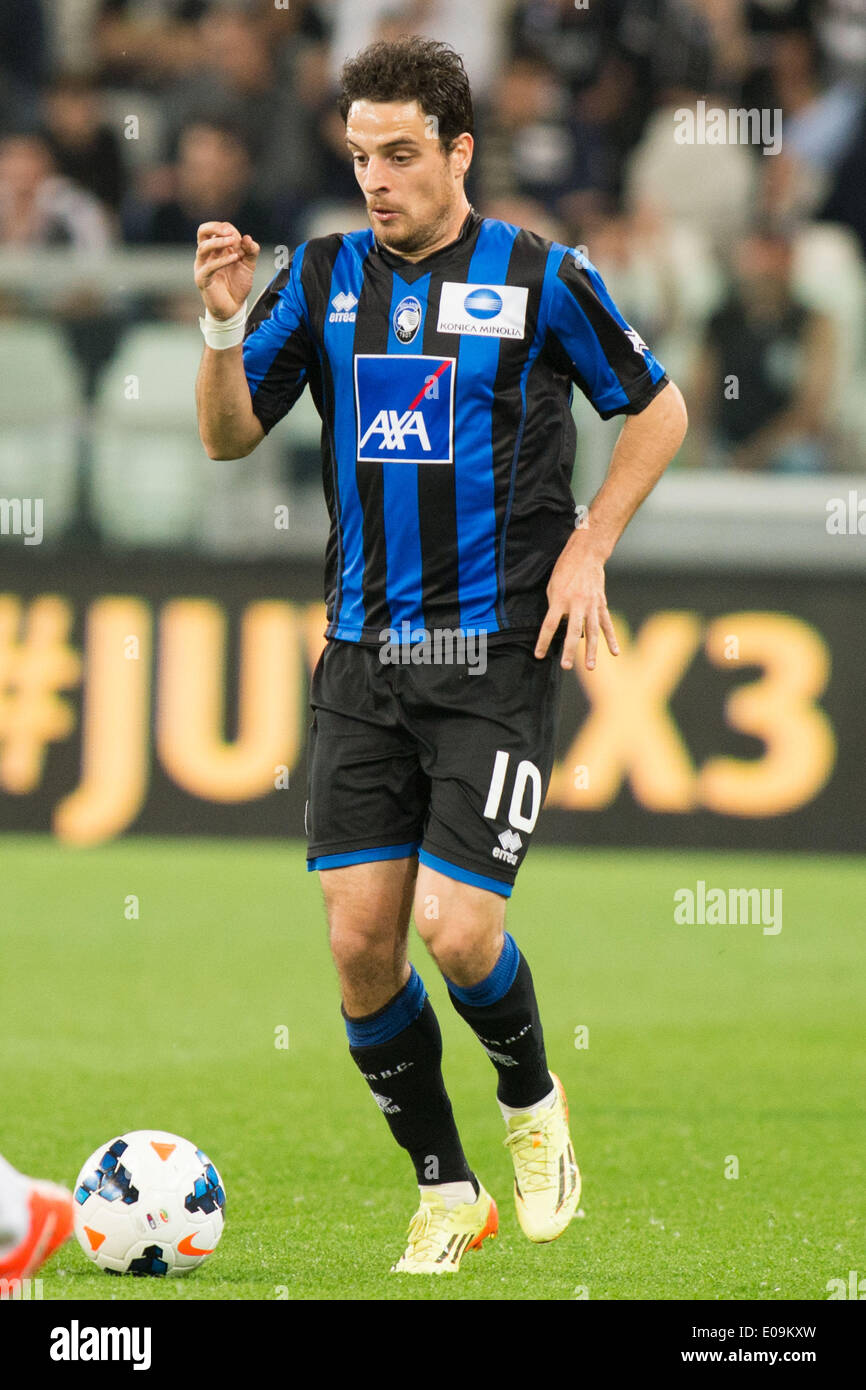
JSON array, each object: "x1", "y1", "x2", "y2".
[{"x1": 242, "y1": 209, "x2": 668, "y2": 644}]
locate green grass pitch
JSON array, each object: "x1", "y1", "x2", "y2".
[{"x1": 1, "y1": 835, "x2": 863, "y2": 1301}]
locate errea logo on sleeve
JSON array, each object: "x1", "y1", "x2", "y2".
[{"x1": 437, "y1": 283, "x2": 528, "y2": 339}]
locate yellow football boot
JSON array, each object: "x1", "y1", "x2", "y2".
[
  {"x1": 390, "y1": 1184, "x2": 498, "y2": 1273},
  {"x1": 503, "y1": 1073, "x2": 580, "y2": 1242}
]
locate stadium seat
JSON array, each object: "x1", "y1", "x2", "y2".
[
  {"x1": 90, "y1": 323, "x2": 288, "y2": 551},
  {"x1": 793, "y1": 223, "x2": 866, "y2": 462},
  {"x1": 0, "y1": 322, "x2": 84, "y2": 542}
]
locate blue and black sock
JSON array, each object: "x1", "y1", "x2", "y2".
[
  {"x1": 344, "y1": 966, "x2": 477, "y2": 1191},
  {"x1": 446, "y1": 933, "x2": 552, "y2": 1110}
]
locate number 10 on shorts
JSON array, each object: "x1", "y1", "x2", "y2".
[{"x1": 483, "y1": 750, "x2": 542, "y2": 833}]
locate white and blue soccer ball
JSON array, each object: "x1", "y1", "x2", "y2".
[{"x1": 72, "y1": 1130, "x2": 226, "y2": 1276}]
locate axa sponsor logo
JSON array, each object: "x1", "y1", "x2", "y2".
[
  {"x1": 329, "y1": 290, "x2": 358, "y2": 323},
  {"x1": 360, "y1": 409, "x2": 432, "y2": 454},
  {"x1": 492, "y1": 827, "x2": 522, "y2": 865},
  {"x1": 355, "y1": 354, "x2": 455, "y2": 464}
]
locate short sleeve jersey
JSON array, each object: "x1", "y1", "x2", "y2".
[{"x1": 242, "y1": 209, "x2": 668, "y2": 643}]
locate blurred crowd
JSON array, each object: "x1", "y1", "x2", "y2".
[{"x1": 2, "y1": 0, "x2": 866, "y2": 478}]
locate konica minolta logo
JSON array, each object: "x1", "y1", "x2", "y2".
[
  {"x1": 438, "y1": 282, "x2": 528, "y2": 339},
  {"x1": 464, "y1": 287, "x2": 503, "y2": 319}
]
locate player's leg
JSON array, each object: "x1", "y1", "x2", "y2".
[
  {"x1": 320, "y1": 856, "x2": 415, "y2": 1017},
  {"x1": 0, "y1": 1156, "x2": 30, "y2": 1259},
  {"x1": 414, "y1": 863, "x2": 579, "y2": 1242},
  {"x1": 413, "y1": 864, "x2": 554, "y2": 1110},
  {"x1": 0, "y1": 1153, "x2": 74, "y2": 1294},
  {"x1": 319, "y1": 857, "x2": 476, "y2": 1182},
  {"x1": 411, "y1": 639, "x2": 563, "y2": 1110},
  {"x1": 319, "y1": 857, "x2": 497, "y2": 1271},
  {"x1": 307, "y1": 641, "x2": 495, "y2": 1271},
  {"x1": 410, "y1": 639, "x2": 580, "y2": 1241}
]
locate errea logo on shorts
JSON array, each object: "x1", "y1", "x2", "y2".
[
  {"x1": 355, "y1": 354, "x2": 455, "y2": 464},
  {"x1": 438, "y1": 282, "x2": 528, "y2": 339},
  {"x1": 492, "y1": 827, "x2": 522, "y2": 866}
]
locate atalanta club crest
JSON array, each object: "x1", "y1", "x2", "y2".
[{"x1": 393, "y1": 296, "x2": 422, "y2": 344}]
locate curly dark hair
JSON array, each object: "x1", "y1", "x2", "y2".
[{"x1": 338, "y1": 37, "x2": 474, "y2": 153}]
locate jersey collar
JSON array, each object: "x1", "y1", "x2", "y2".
[{"x1": 373, "y1": 207, "x2": 482, "y2": 279}]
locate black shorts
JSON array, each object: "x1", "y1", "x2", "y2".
[{"x1": 305, "y1": 635, "x2": 563, "y2": 897}]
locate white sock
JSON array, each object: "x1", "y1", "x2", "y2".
[
  {"x1": 419, "y1": 1180, "x2": 478, "y2": 1210},
  {"x1": 0, "y1": 1156, "x2": 31, "y2": 1256},
  {"x1": 498, "y1": 1079, "x2": 557, "y2": 1122}
]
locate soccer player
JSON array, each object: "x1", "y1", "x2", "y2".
[{"x1": 195, "y1": 37, "x2": 687, "y2": 1274}]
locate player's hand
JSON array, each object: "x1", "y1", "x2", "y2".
[
  {"x1": 534, "y1": 531, "x2": 620, "y2": 672},
  {"x1": 194, "y1": 221, "x2": 260, "y2": 320}
]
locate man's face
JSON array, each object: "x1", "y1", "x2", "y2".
[
  {"x1": 178, "y1": 126, "x2": 249, "y2": 203},
  {"x1": 345, "y1": 99, "x2": 471, "y2": 256},
  {"x1": 735, "y1": 235, "x2": 792, "y2": 299},
  {"x1": 0, "y1": 137, "x2": 53, "y2": 195}
]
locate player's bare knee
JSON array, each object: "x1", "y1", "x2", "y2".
[
  {"x1": 327, "y1": 919, "x2": 385, "y2": 967},
  {"x1": 413, "y1": 869, "x2": 505, "y2": 975},
  {"x1": 327, "y1": 922, "x2": 408, "y2": 1012},
  {"x1": 419, "y1": 921, "x2": 504, "y2": 990}
]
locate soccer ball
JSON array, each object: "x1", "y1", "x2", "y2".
[{"x1": 72, "y1": 1130, "x2": 226, "y2": 1276}]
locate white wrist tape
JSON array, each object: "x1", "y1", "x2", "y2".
[{"x1": 199, "y1": 299, "x2": 248, "y2": 349}]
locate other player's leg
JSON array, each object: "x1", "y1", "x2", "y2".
[{"x1": 0, "y1": 1153, "x2": 74, "y2": 1295}]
